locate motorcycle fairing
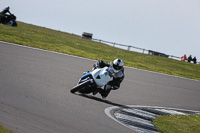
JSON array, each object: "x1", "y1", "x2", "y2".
[{"x1": 91, "y1": 67, "x2": 113, "y2": 87}]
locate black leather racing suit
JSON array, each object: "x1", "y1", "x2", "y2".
[
  {"x1": 93, "y1": 60, "x2": 125, "y2": 98},
  {"x1": 0, "y1": 7, "x2": 11, "y2": 23}
]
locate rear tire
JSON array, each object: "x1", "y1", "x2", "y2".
[{"x1": 70, "y1": 80, "x2": 91, "y2": 93}]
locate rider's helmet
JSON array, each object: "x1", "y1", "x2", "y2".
[
  {"x1": 112, "y1": 59, "x2": 123, "y2": 73},
  {"x1": 2, "y1": 7, "x2": 10, "y2": 14}
]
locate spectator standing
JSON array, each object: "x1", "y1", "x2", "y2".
[
  {"x1": 188, "y1": 55, "x2": 192, "y2": 63},
  {"x1": 181, "y1": 54, "x2": 187, "y2": 61},
  {"x1": 193, "y1": 56, "x2": 197, "y2": 64}
]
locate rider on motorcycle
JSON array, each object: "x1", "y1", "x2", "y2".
[
  {"x1": 93, "y1": 59, "x2": 125, "y2": 99},
  {"x1": 0, "y1": 7, "x2": 11, "y2": 23}
]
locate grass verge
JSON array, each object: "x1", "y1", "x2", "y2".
[
  {"x1": 0, "y1": 22, "x2": 200, "y2": 80},
  {"x1": 0, "y1": 125, "x2": 14, "y2": 133},
  {"x1": 153, "y1": 115, "x2": 200, "y2": 133}
]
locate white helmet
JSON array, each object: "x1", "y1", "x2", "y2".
[{"x1": 112, "y1": 59, "x2": 123, "y2": 73}]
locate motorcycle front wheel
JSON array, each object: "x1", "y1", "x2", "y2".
[{"x1": 70, "y1": 80, "x2": 91, "y2": 93}]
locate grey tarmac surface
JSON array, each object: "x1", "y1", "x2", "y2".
[{"x1": 0, "y1": 42, "x2": 200, "y2": 133}]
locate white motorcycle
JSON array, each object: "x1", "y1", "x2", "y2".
[{"x1": 70, "y1": 67, "x2": 114, "y2": 95}]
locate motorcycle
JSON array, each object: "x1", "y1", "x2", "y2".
[
  {"x1": 70, "y1": 66, "x2": 114, "y2": 95},
  {"x1": 0, "y1": 13, "x2": 17, "y2": 27}
]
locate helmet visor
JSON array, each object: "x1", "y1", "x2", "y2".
[{"x1": 113, "y1": 64, "x2": 122, "y2": 71}]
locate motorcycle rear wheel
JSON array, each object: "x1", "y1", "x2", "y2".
[{"x1": 12, "y1": 22, "x2": 17, "y2": 27}]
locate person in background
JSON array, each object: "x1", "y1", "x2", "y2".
[
  {"x1": 0, "y1": 7, "x2": 11, "y2": 23},
  {"x1": 193, "y1": 56, "x2": 197, "y2": 64},
  {"x1": 181, "y1": 54, "x2": 187, "y2": 61},
  {"x1": 188, "y1": 55, "x2": 192, "y2": 63}
]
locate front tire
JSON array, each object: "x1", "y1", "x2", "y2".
[{"x1": 70, "y1": 80, "x2": 91, "y2": 93}]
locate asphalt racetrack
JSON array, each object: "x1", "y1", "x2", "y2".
[{"x1": 0, "y1": 42, "x2": 200, "y2": 133}]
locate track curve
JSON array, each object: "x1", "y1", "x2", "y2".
[{"x1": 0, "y1": 42, "x2": 200, "y2": 133}]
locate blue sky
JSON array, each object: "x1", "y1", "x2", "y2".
[{"x1": 1, "y1": 0, "x2": 200, "y2": 61}]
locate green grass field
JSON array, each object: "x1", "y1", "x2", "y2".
[
  {"x1": 0, "y1": 125, "x2": 14, "y2": 133},
  {"x1": 0, "y1": 22, "x2": 200, "y2": 80},
  {"x1": 0, "y1": 21, "x2": 200, "y2": 133},
  {"x1": 153, "y1": 115, "x2": 200, "y2": 133}
]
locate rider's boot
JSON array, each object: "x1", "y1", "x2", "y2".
[
  {"x1": 99, "y1": 85, "x2": 112, "y2": 99},
  {"x1": 93, "y1": 87, "x2": 100, "y2": 95}
]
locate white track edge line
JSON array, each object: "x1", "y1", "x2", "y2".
[{"x1": 1, "y1": 41, "x2": 199, "y2": 82}]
